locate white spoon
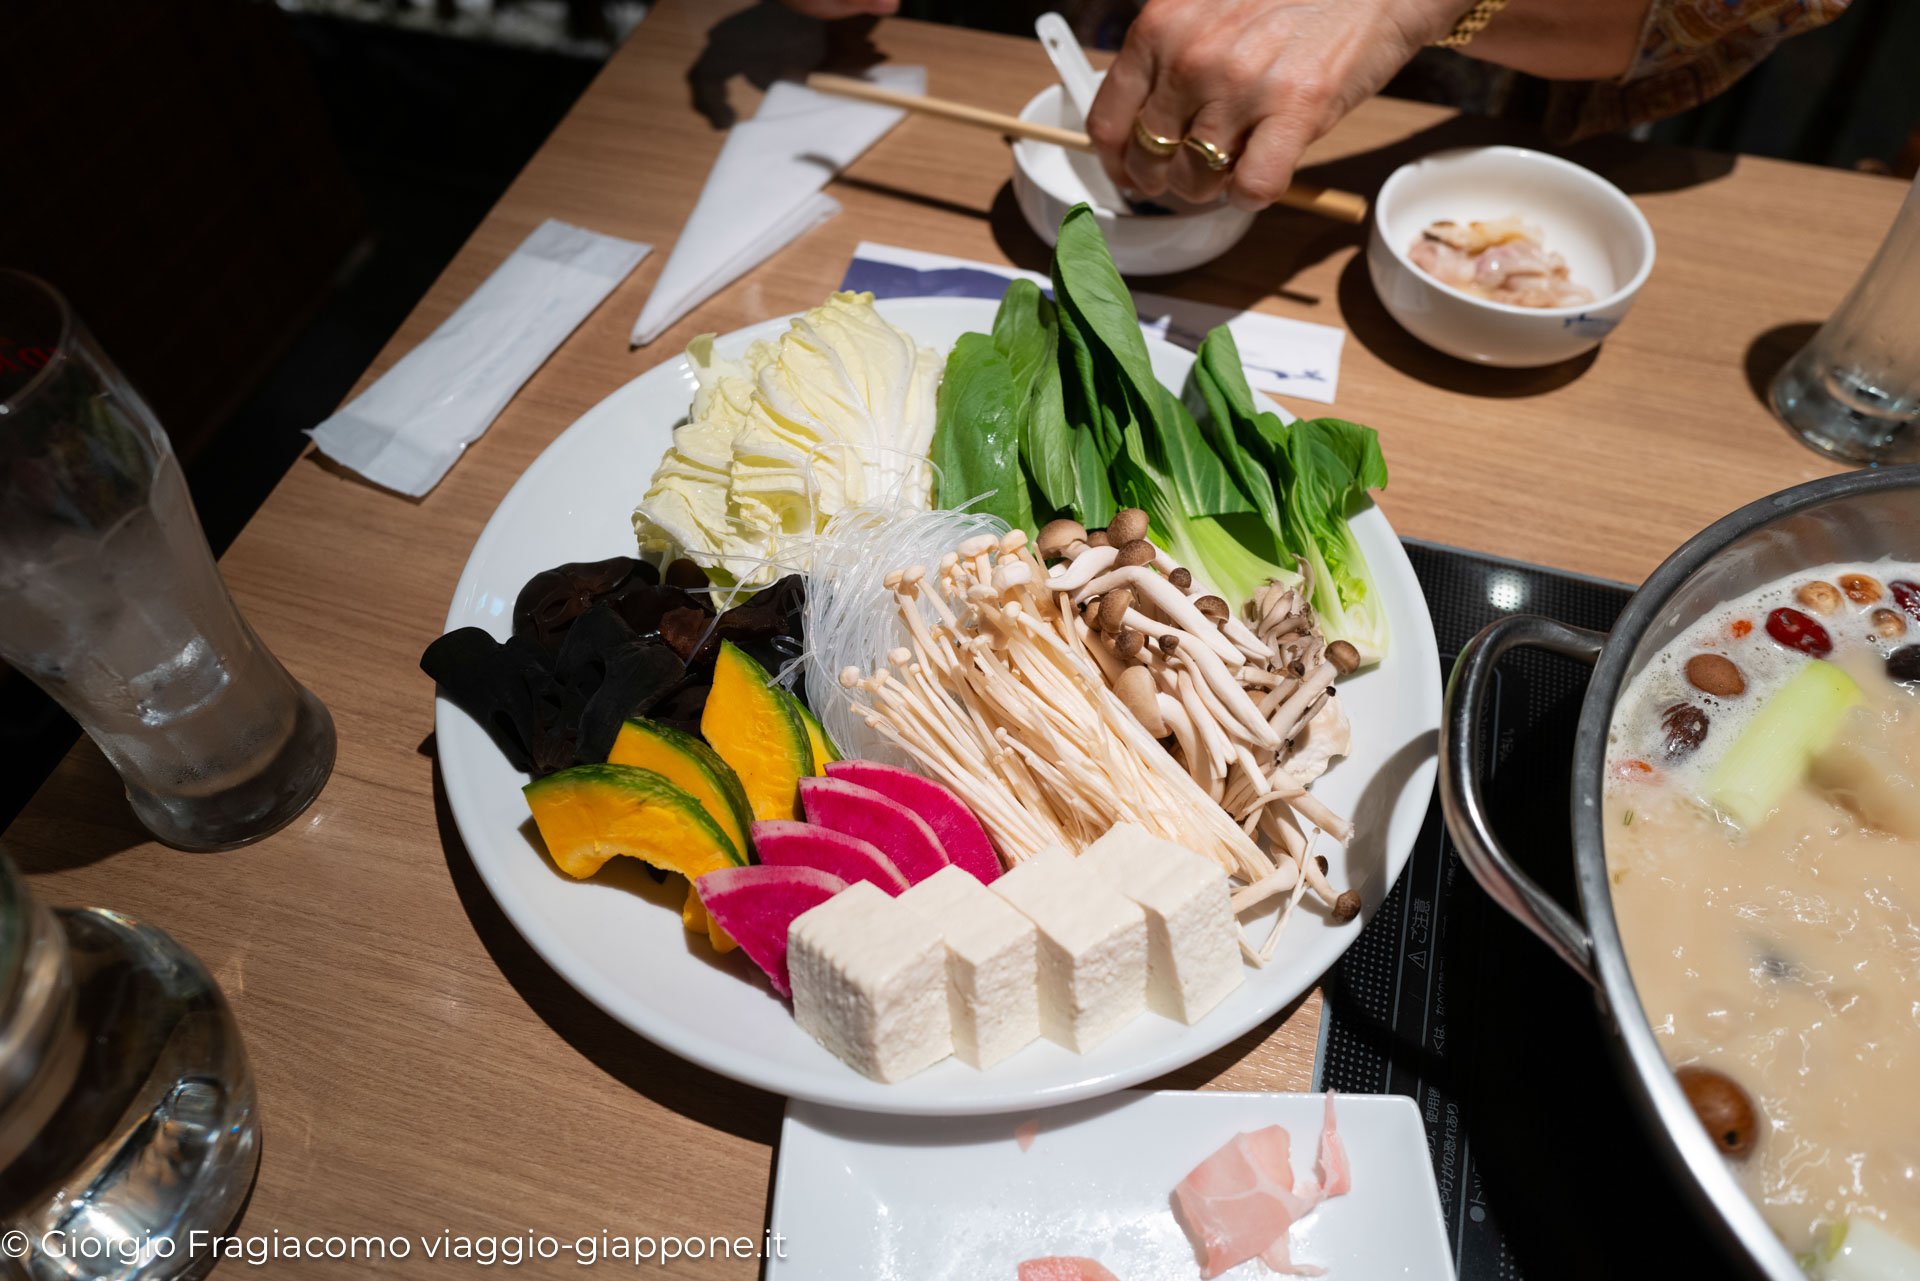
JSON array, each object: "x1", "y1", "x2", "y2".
[{"x1": 1034, "y1": 12, "x2": 1133, "y2": 214}]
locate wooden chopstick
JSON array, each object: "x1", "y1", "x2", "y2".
[{"x1": 805, "y1": 72, "x2": 1368, "y2": 226}]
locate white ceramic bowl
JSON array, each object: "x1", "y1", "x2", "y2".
[
  {"x1": 1366, "y1": 146, "x2": 1655, "y2": 367},
  {"x1": 1012, "y1": 83, "x2": 1255, "y2": 276}
]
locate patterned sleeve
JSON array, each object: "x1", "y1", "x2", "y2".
[{"x1": 1546, "y1": 0, "x2": 1851, "y2": 140}]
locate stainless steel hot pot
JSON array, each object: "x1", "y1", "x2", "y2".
[{"x1": 1440, "y1": 466, "x2": 1920, "y2": 1279}]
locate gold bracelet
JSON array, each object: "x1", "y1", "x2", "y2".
[{"x1": 1431, "y1": 0, "x2": 1512, "y2": 49}]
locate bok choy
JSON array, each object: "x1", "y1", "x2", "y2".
[
  {"x1": 1190, "y1": 326, "x2": 1392, "y2": 664},
  {"x1": 931, "y1": 202, "x2": 1393, "y2": 663}
]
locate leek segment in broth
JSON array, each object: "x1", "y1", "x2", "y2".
[{"x1": 1700, "y1": 659, "x2": 1862, "y2": 830}]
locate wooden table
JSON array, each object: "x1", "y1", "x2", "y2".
[{"x1": 5, "y1": 2, "x2": 1905, "y2": 1274}]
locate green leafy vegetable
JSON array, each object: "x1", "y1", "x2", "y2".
[
  {"x1": 929, "y1": 332, "x2": 1035, "y2": 538},
  {"x1": 929, "y1": 201, "x2": 1393, "y2": 662},
  {"x1": 1053, "y1": 210, "x2": 1253, "y2": 525},
  {"x1": 1040, "y1": 207, "x2": 1296, "y2": 605},
  {"x1": 990, "y1": 279, "x2": 1054, "y2": 392},
  {"x1": 1278, "y1": 416, "x2": 1391, "y2": 663},
  {"x1": 1054, "y1": 304, "x2": 1120, "y2": 526},
  {"x1": 1187, "y1": 326, "x2": 1391, "y2": 663},
  {"x1": 1000, "y1": 283, "x2": 1080, "y2": 521},
  {"x1": 1187, "y1": 328, "x2": 1286, "y2": 545},
  {"x1": 1023, "y1": 343, "x2": 1076, "y2": 515},
  {"x1": 1050, "y1": 206, "x2": 1161, "y2": 406}
]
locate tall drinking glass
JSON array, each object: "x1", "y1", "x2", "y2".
[
  {"x1": 1770, "y1": 173, "x2": 1920, "y2": 463},
  {"x1": 0, "y1": 271, "x2": 334, "y2": 850}
]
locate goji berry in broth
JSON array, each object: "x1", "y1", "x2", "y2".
[
  {"x1": 1891, "y1": 581, "x2": 1920, "y2": 622},
  {"x1": 1765, "y1": 607, "x2": 1832, "y2": 656}
]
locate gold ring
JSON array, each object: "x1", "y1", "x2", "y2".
[
  {"x1": 1182, "y1": 135, "x2": 1234, "y2": 172},
  {"x1": 1131, "y1": 117, "x2": 1181, "y2": 157}
]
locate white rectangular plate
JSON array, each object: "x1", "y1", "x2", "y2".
[{"x1": 767, "y1": 1090, "x2": 1454, "y2": 1280}]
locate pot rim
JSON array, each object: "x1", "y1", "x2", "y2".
[{"x1": 1571, "y1": 463, "x2": 1920, "y2": 1279}]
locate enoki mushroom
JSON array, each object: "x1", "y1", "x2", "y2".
[{"x1": 839, "y1": 517, "x2": 1360, "y2": 956}]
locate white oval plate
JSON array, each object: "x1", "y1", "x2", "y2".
[{"x1": 436, "y1": 297, "x2": 1441, "y2": 1116}]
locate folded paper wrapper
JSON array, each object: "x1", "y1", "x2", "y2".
[
  {"x1": 308, "y1": 218, "x2": 651, "y2": 498},
  {"x1": 841, "y1": 241, "x2": 1347, "y2": 406},
  {"x1": 629, "y1": 65, "x2": 927, "y2": 348}
]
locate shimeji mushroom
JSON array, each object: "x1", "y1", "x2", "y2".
[
  {"x1": 1107, "y1": 508, "x2": 1150, "y2": 544},
  {"x1": 1069, "y1": 566, "x2": 1245, "y2": 665},
  {"x1": 1046, "y1": 545, "x2": 1121, "y2": 593},
  {"x1": 1037, "y1": 518, "x2": 1092, "y2": 560},
  {"x1": 1113, "y1": 664, "x2": 1165, "y2": 736},
  {"x1": 1055, "y1": 520, "x2": 1343, "y2": 753}
]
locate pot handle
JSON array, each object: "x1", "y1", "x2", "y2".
[{"x1": 1440, "y1": 614, "x2": 1607, "y2": 987}]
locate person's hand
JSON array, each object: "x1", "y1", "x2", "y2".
[
  {"x1": 776, "y1": 0, "x2": 898, "y2": 17},
  {"x1": 1085, "y1": 0, "x2": 1460, "y2": 210}
]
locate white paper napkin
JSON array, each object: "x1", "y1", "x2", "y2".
[
  {"x1": 629, "y1": 66, "x2": 926, "y2": 347},
  {"x1": 310, "y1": 218, "x2": 650, "y2": 497}
]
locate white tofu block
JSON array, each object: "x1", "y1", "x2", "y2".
[
  {"x1": 1082, "y1": 823, "x2": 1244, "y2": 1024},
  {"x1": 990, "y1": 845, "x2": 1146, "y2": 1052},
  {"x1": 789, "y1": 881, "x2": 952, "y2": 1083},
  {"x1": 899, "y1": 865, "x2": 1040, "y2": 1069}
]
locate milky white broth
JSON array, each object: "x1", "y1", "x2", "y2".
[{"x1": 1605, "y1": 562, "x2": 1920, "y2": 1262}]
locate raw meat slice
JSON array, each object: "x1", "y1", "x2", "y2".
[
  {"x1": 1175, "y1": 1126, "x2": 1306, "y2": 1278},
  {"x1": 1258, "y1": 1234, "x2": 1327, "y2": 1277},
  {"x1": 1014, "y1": 1118, "x2": 1040, "y2": 1152},
  {"x1": 1172, "y1": 1094, "x2": 1351, "y2": 1278},
  {"x1": 1315, "y1": 1092, "x2": 1350, "y2": 1199},
  {"x1": 1016, "y1": 1259, "x2": 1121, "y2": 1281}
]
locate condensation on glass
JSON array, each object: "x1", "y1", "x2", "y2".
[
  {"x1": 1771, "y1": 174, "x2": 1920, "y2": 464},
  {"x1": 0, "y1": 270, "x2": 333, "y2": 850}
]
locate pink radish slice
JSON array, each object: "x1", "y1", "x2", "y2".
[
  {"x1": 823, "y1": 759, "x2": 1003, "y2": 884},
  {"x1": 752, "y1": 820, "x2": 911, "y2": 896},
  {"x1": 695, "y1": 865, "x2": 847, "y2": 998},
  {"x1": 798, "y1": 777, "x2": 950, "y2": 885}
]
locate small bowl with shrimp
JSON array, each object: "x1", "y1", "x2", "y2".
[{"x1": 1366, "y1": 146, "x2": 1655, "y2": 368}]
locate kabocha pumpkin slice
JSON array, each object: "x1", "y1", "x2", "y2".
[
  {"x1": 702, "y1": 641, "x2": 814, "y2": 820},
  {"x1": 607, "y1": 717, "x2": 754, "y2": 860},
  {"x1": 779, "y1": 688, "x2": 842, "y2": 773},
  {"x1": 695, "y1": 865, "x2": 847, "y2": 997},
  {"x1": 523, "y1": 764, "x2": 743, "y2": 882}
]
